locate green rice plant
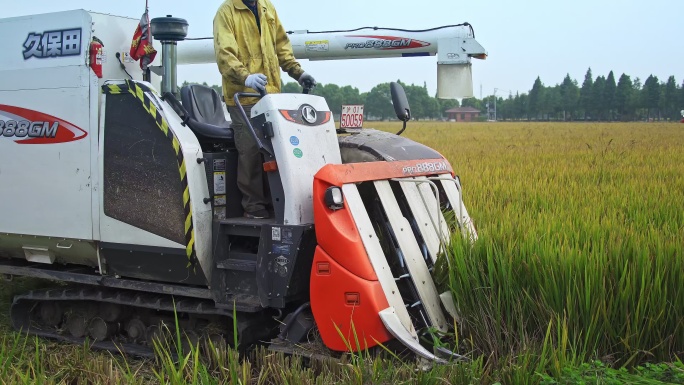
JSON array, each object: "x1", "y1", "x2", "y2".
[
  {"x1": 425, "y1": 122, "x2": 684, "y2": 374},
  {"x1": 0, "y1": 331, "x2": 28, "y2": 378}
]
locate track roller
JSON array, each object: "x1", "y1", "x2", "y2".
[
  {"x1": 125, "y1": 319, "x2": 147, "y2": 342},
  {"x1": 39, "y1": 302, "x2": 63, "y2": 327},
  {"x1": 88, "y1": 318, "x2": 118, "y2": 341}
]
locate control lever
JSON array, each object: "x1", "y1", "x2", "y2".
[{"x1": 233, "y1": 91, "x2": 273, "y2": 157}]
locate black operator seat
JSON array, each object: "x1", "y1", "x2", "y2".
[{"x1": 180, "y1": 84, "x2": 234, "y2": 144}]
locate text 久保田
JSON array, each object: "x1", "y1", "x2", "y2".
[{"x1": 23, "y1": 28, "x2": 82, "y2": 60}]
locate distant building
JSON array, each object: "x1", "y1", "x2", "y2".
[{"x1": 445, "y1": 107, "x2": 481, "y2": 122}]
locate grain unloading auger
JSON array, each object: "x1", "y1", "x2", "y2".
[{"x1": 0, "y1": 10, "x2": 484, "y2": 362}]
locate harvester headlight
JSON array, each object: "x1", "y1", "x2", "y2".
[{"x1": 324, "y1": 187, "x2": 344, "y2": 211}]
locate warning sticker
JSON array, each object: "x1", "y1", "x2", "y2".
[
  {"x1": 281, "y1": 228, "x2": 294, "y2": 244},
  {"x1": 305, "y1": 40, "x2": 329, "y2": 52},
  {"x1": 98, "y1": 50, "x2": 108, "y2": 64},
  {"x1": 120, "y1": 51, "x2": 135, "y2": 63},
  {"x1": 214, "y1": 172, "x2": 226, "y2": 194},
  {"x1": 272, "y1": 243, "x2": 292, "y2": 256},
  {"x1": 213, "y1": 207, "x2": 226, "y2": 220},
  {"x1": 214, "y1": 195, "x2": 227, "y2": 206},
  {"x1": 213, "y1": 159, "x2": 226, "y2": 172},
  {"x1": 272, "y1": 227, "x2": 281, "y2": 241}
]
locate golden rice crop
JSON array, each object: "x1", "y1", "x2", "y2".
[{"x1": 375, "y1": 121, "x2": 684, "y2": 370}]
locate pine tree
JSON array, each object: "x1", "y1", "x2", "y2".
[
  {"x1": 592, "y1": 76, "x2": 606, "y2": 121},
  {"x1": 560, "y1": 74, "x2": 579, "y2": 120},
  {"x1": 501, "y1": 95, "x2": 513, "y2": 121},
  {"x1": 604, "y1": 71, "x2": 617, "y2": 121},
  {"x1": 663, "y1": 76, "x2": 677, "y2": 120},
  {"x1": 680, "y1": 80, "x2": 684, "y2": 119},
  {"x1": 514, "y1": 92, "x2": 526, "y2": 120},
  {"x1": 528, "y1": 77, "x2": 544, "y2": 120},
  {"x1": 642, "y1": 75, "x2": 661, "y2": 120},
  {"x1": 519, "y1": 93, "x2": 529, "y2": 120},
  {"x1": 631, "y1": 77, "x2": 643, "y2": 120},
  {"x1": 580, "y1": 68, "x2": 593, "y2": 120},
  {"x1": 615, "y1": 74, "x2": 634, "y2": 121}
]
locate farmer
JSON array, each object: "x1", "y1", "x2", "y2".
[{"x1": 214, "y1": 0, "x2": 316, "y2": 219}]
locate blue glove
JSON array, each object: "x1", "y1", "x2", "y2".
[
  {"x1": 298, "y1": 72, "x2": 316, "y2": 89},
  {"x1": 245, "y1": 73, "x2": 267, "y2": 92}
]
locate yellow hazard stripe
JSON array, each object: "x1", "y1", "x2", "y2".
[
  {"x1": 106, "y1": 84, "x2": 122, "y2": 94},
  {"x1": 103, "y1": 80, "x2": 197, "y2": 266},
  {"x1": 172, "y1": 137, "x2": 180, "y2": 155},
  {"x1": 136, "y1": 86, "x2": 145, "y2": 103},
  {"x1": 185, "y1": 212, "x2": 192, "y2": 234},
  {"x1": 161, "y1": 120, "x2": 169, "y2": 136},
  {"x1": 183, "y1": 187, "x2": 190, "y2": 206},
  {"x1": 180, "y1": 160, "x2": 187, "y2": 181},
  {"x1": 186, "y1": 236, "x2": 195, "y2": 258}
]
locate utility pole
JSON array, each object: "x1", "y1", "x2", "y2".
[{"x1": 492, "y1": 88, "x2": 514, "y2": 122}]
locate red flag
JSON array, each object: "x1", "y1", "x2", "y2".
[{"x1": 130, "y1": 11, "x2": 157, "y2": 69}]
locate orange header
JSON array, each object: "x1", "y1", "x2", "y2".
[{"x1": 315, "y1": 159, "x2": 453, "y2": 186}]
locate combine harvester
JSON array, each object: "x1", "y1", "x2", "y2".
[{"x1": 0, "y1": 9, "x2": 486, "y2": 362}]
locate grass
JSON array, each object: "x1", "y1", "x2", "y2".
[{"x1": 0, "y1": 122, "x2": 683, "y2": 384}]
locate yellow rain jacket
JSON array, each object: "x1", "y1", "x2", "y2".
[{"x1": 214, "y1": 0, "x2": 305, "y2": 106}]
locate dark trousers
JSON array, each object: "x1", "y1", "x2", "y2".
[{"x1": 227, "y1": 104, "x2": 268, "y2": 213}]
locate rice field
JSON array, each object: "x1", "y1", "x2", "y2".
[
  {"x1": 0, "y1": 121, "x2": 682, "y2": 384},
  {"x1": 413, "y1": 121, "x2": 684, "y2": 380}
]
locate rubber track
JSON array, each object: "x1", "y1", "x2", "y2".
[
  {"x1": 11, "y1": 287, "x2": 236, "y2": 357},
  {"x1": 24, "y1": 330, "x2": 160, "y2": 358}
]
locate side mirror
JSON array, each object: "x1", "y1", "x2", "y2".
[{"x1": 390, "y1": 82, "x2": 411, "y2": 122}]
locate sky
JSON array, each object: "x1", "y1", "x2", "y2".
[{"x1": 4, "y1": 0, "x2": 683, "y2": 98}]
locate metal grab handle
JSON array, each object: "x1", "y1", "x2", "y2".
[
  {"x1": 233, "y1": 92, "x2": 273, "y2": 157},
  {"x1": 162, "y1": 92, "x2": 190, "y2": 126}
]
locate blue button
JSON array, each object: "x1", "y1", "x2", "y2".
[{"x1": 290, "y1": 136, "x2": 300, "y2": 146}]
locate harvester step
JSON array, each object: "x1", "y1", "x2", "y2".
[{"x1": 216, "y1": 259, "x2": 257, "y2": 272}]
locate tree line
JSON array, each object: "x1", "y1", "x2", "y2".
[
  {"x1": 491, "y1": 69, "x2": 684, "y2": 122},
  {"x1": 184, "y1": 68, "x2": 684, "y2": 122}
]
